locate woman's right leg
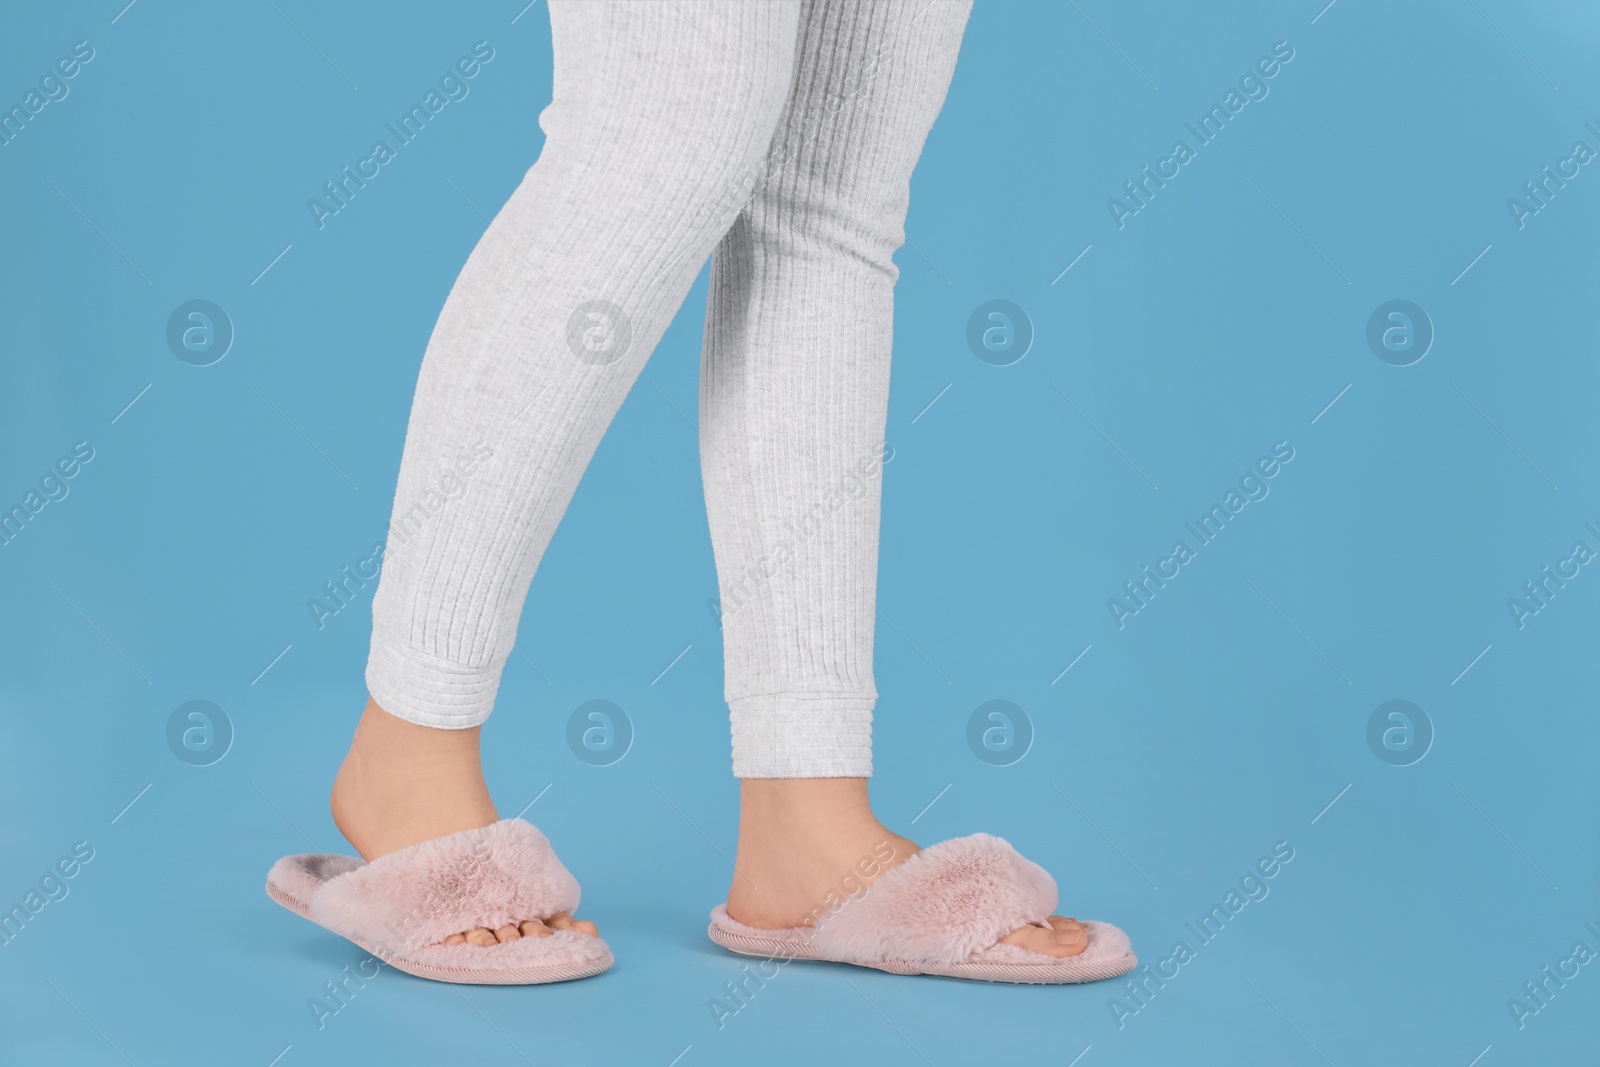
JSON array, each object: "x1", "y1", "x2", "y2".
[
  {"x1": 701, "y1": 0, "x2": 1088, "y2": 960},
  {"x1": 333, "y1": 0, "x2": 800, "y2": 947}
]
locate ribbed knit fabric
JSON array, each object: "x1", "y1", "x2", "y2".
[
  {"x1": 366, "y1": 0, "x2": 971, "y2": 778},
  {"x1": 703, "y1": 2, "x2": 970, "y2": 777}
]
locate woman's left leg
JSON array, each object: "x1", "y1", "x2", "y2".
[{"x1": 333, "y1": 0, "x2": 802, "y2": 948}]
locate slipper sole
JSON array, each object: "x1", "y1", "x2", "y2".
[{"x1": 707, "y1": 908, "x2": 1137, "y2": 985}]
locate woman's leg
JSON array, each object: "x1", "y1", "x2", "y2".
[
  {"x1": 334, "y1": 0, "x2": 800, "y2": 946},
  {"x1": 701, "y1": 0, "x2": 1087, "y2": 957}
]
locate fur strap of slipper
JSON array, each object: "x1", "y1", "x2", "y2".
[
  {"x1": 310, "y1": 819, "x2": 580, "y2": 951},
  {"x1": 811, "y1": 833, "x2": 1058, "y2": 965}
]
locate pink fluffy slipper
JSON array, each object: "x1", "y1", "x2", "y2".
[
  {"x1": 266, "y1": 818, "x2": 613, "y2": 985},
  {"x1": 708, "y1": 833, "x2": 1136, "y2": 984}
]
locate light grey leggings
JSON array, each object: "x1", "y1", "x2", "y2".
[{"x1": 366, "y1": 0, "x2": 971, "y2": 778}]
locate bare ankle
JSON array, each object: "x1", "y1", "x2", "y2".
[
  {"x1": 738, "y1": 777, "x2": 878, "y2": 828},
  {"x1": 351, "y1": 698, "x2": 482, "y2": 758},
  {"x1": 331, "y1": 697, "x2": 498, "y2": 861},
  {"x1": 728, "y1": 777, "x2": 920, "y2": 928}
]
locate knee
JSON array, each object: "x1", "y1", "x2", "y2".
[
  {"x1": 743, "y1": 180, "x2": 910, "y2": 283},
  {"x1": 537, "y1": 9, "x2": 797, "y2": 229}
]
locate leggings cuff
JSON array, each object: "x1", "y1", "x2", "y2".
[
  {"x1": 365, "y1": 633, "x2": 500, "y2": 729},
  {"x1": 729, "y1": 694, "x2": 874, "y2": 778}
]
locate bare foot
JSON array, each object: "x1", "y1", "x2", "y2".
[
  {"x1": 330, "y1": 698, "x2": 599, "y2": 947},
  {"x1": 727, "y1": 778, "x2": 1085, "y2": 958}
]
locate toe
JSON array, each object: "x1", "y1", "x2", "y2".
[
  {"x1": 1001, "y1": 920, "x2": 1086, "y2": 958},
  {"x1": 465, "y1": 926, "x2": 498, "y2": 948},
  {"x1": 547, "y1": 912, "x2": 600, "y2": 938},
  {"x1": 443, "y1": 931, "x2": 467, "y2": 947},
  {"x1": 1054, "y1": 927, "x2": 1088, "y2": 954},
  {"x1": 1051, "y1": 917, "x2": 1089, "y2": 956},
  {"x1": 493, "y1": 924, "x2": 522, "y2": 943},
  {"x1": 519, "y1": 919, "x2": 553, "y2": 938}
]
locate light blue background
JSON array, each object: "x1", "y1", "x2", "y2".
[{"x1": 2, "y1": 1, "x2": 1596, "y2": 1064}]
